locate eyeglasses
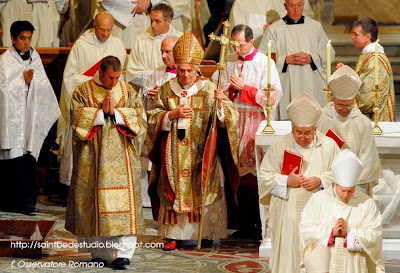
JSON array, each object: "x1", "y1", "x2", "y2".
[
  {"x1": 293, "y1": 131, "x2": 314, "y2": 138},
  {"x1": 335, "y1": 103, "x2": 354, "y2": 110}
]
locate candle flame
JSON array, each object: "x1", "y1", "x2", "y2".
[
  {"x1": 268, "y1": 40, "x2": 271, "y2": 45},
  {"x1": 328, "y1": 40, "x2": 331, "y2": 45}
]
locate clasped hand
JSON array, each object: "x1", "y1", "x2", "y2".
[
  {"x1": 287, "y1": 167, "x2": 321, "y2": 191},
  {"x1": 333, "y1": 218, "x2": 348, "y2": 238},
  {"x1": 286, "y1": 52, "x2": 311, "y2": 65},
  {"x1": 102, "y1": 91, "x2": 115, "y2": 115}
]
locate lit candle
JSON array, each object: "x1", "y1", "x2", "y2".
[
  {"x1": 327, "y1": 40, "x2": 331, "y2": 83},
  {"x1": 267, "y1": 40, "x2": 271, "y2": 85},
  {"x1": 375, "y1": 39, "x2": 379, "y2": 86}
]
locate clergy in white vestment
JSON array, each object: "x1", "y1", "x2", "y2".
[
  {"x1": 56, "y1": 11, "x2": 127, "y2": 186},
  {"x1": 228, "y1": 0, "x2": 314, "y2": 45},
  {"x1": 300, "y1": 149, "x2": 385, "y2": 273},
  {"x1": 0, "y1": 0, "x2": 68, "y2": 47},
  {"x1": 258, "y1": 92, "x2": 340, "y2": 273},
  {"x1": 212, "y1": 24, "x2": 282, "y2": 239},
  {"x1": 96, "y1": 0, "x2": 193, "y2": 48},
  {"x1": 126, "y1": 3, "x2": 182, "y2": 89},
  {"x1": 259, "y1": 0, "x2": 335, "y2": 120},
  {"x1": 143, "y1": 36, "x2": 178, "y2": 105},
  {"x1": 147, "y1": 30, "x2": 240, "y2": 251},
  {"x1": 317, "y1": 65, "x2": 382, "y2": 196},
  {"x1": 0, "y1": 21, "x2": 60, "y2": 215}
]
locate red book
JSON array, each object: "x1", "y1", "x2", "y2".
[
  {"x1": 83, "y1": 58, "x2": 103, "y2": 77},
  {"x1": 281, "y1": 150, "x2": 302, "y2": 175},
  {"x1": 326, "y1": 129, "x2": 345, "y2": 148}
]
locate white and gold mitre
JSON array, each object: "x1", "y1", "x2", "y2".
[
  {"x1": 173, "y1": 30, "x2": 204, "y2": 65},
  {"x1": 329, "y1": 65, "x2": 361, "y2": 100},
  {"x1": 286, "y1": 92, "x2": 322, "y2": 127},
  {"x1": 332, "y1": 149, "x2": 363, "y2": 187},
  {"x1": 302, "y1": 243, "x2": 331, "y2": 273}
]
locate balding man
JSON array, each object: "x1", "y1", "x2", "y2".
[
  {"x1": 57, "y1": 11, "x2": 127, "y2": 186},
  {"x1": 143, "y1": 36, "x2": 178, "y2": 103},
  {"x1": 259, "y1": 0, "x2": 334, "y2": 120}
]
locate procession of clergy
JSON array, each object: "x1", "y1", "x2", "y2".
[{"x1": 0, "y1": 0, "x2": 396, "y2": 271}]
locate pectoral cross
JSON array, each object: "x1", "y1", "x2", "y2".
[{"x1": 209, "y1": 20, "x2": 240, "y2": 88}]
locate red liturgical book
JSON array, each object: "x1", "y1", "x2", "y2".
[
  {"x1": 281, "y1": 150, "x2": 302, "y2": 175},
  {"x1": 83, "y1": 58, "x2": 103, "y2": 77},
  {"x1": 326, "y1": 129, "x2": 345, "y2": 148}
]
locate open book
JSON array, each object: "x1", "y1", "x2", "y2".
[
  {"x1": 326, "y1": 129, "x2": 345, "y2": 148},
  {"x1": 281, "y1": 150, "x2": 302, "y2": 175}
]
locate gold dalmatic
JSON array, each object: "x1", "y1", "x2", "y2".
[
  {"x1": 355, "y1": 52, "x2": 396, "y2": 121},
  {"x1": 65, "y1": 80, "x2": 146, "y2": 237}
]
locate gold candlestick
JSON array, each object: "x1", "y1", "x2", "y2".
[
  {"x1": 324, "y1": 85, "x2": 331, "y2": 104},
  {"x1": 262, "y1": 84, "x2": 275, "y2": 134},
  {"x1": 373, "y1": 84, "x2": 383, "y2": 135}
]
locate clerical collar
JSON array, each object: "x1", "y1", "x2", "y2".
[
  {"x1": 332, "y1": 105, "x2": 353, "y2": 120},
  {"x1": 282, "y1": 15, "x2": 305, "y2": 25},
  {"x1": 93, "y1": 33, "x2": 111, "y2": 46},
  {"x1": 238, "y1": 47, "x2": 257, "y2": 62},
  {"x1": 155, "y1": 26, "x2": 172, "y2": 41},
  {"x1": 361, "y1": 41, "x2": 384, "y2": 55},
  {"x1": 295, "y1": 138, "x2": 315, "y2": 150},
  {"x1": 13, "y1": 45, "x2": 31, "y2": 61}
]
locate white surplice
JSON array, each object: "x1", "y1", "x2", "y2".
[
  {"x1": 212, "y1": 49, "x2": 282, "y2": 176},
  {"x1": 126, "y1": 26, "x2": 182, "y2": 88},
  {"x1": 259, "y1": 17, "x2": 335, "y2": 119}
]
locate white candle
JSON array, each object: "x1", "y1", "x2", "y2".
[
  {"x1": 375, "y1": 39, "x2": 379, "y2": 86},
  {"x1": 267, "y1": 40, "x2": 271, "y2": 86},
  {"x1": 327, "y1": 40, "x2": 331, "y2": 83}
]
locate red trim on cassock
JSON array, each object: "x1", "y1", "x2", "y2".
[
  {"x1": 239, "y1": 85, "x2": 260, "y2": 107},
  {"x1": 328, "y1": 228, "x2": 335, "y2": 246},
  {"x1": 116, "y1": 125, "x2": 136, "y2": 137},
  {"x1": 86, "y1": 126, "x2": 100, "y2": 140}
]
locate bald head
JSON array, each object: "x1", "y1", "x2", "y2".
[
  {"x1": 161, "y1": 36, "x2": 177, "y2": 67},
  {"x1": 94, "y1": 12, "x2": 114, "y2": 43}
]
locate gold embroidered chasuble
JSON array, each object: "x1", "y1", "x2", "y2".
[
  {"x1": 355, "y1": 52, "x2": 396, "y2": 121},
  {"x1": 147, "y1": 77, "x2": 239, "y2": 220},
  {"x1": 65, "y1": 79, "x2": 146, "y2": 237}
]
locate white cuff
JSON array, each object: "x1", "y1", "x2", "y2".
[
  {"x1": 114, "y1": 109, "x2": 127, "y2": 126},
  {"x1": 270, "y1": 175, "x2": 289, "y2": 199},
  {"x1": 161, "y1": 112, "x2": 172, "y2": 131},
  {"x1": 255, "y1": 89, "x2": 266, "y2": 108},
  {"x1": 320, "y1": 178, "x2": 328, "y2": 189},
  {"x1": 347, "y1": 228, "x2": 363, "y2": 251},
  {"x1": 93, "y1": 110, "x2": 105, "y2": 126},
  {"x1": 217, "y1": 104, "x2": 226, "y2": 127}
]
